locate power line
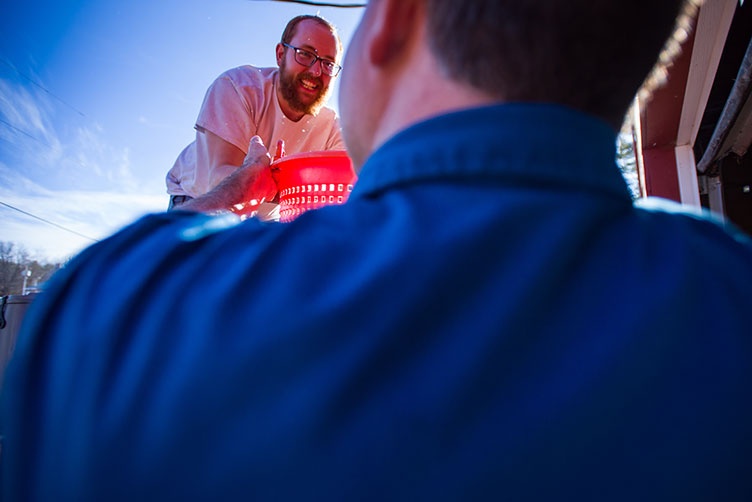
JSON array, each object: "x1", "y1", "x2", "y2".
[
  {"x1": 0, "y1": 56, "x2": 87, "y2": 118},
  {"x1": 0, "y1": 119, "x2": 94, "y2": 173},
  {"x1": 0, "y1": 54, "x2": 132, "y2": 175},
  {"x1": 0, "y1": 200, "x2": 98, "y2": 243},
  {"x1": 0, "y1": 124, "x2": 93, "y2": 175},
  {"x1": 0, "y1": 117, "x2": 47, "y2": 145}
]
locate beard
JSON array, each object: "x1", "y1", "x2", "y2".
[{"x1": 278, "y1": 60, "x2": 331, "y2": 117}]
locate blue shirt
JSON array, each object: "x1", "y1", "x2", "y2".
[{"x1": 4, "y1": 104, "x2": 752, "y2": 500}]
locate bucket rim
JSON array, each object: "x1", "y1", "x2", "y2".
[{"x1": 271, "y1": 149, "x2": 350, "y2": 168}]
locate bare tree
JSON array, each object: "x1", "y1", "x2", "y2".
[{"x1": 0, "y1": 242, "x2": 63, "y2": 296}]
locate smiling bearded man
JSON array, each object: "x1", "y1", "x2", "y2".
[{"x1": 164, "y1": 15, "x2": 345, "y2": 214}]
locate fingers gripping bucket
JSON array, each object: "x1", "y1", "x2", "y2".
[{"x1": 273, "y1": 150, "x2": 357, "y2": 223}]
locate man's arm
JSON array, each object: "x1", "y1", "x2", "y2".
[
  {"x1": 179, "y1": 136, "x2": 278, "y2": 214},
  {"x1": 202, "y1": 128, "x2": 250, "y2": 189}
]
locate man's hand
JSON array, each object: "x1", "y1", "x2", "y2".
[
  {"x1": 179, "y1": 136, "x2": 277, "y2": 214},
  {"x1": 238, "y1": 136, "x2": 277, "y2": 204}
]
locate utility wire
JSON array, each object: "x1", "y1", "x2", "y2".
[
  {"x1": 0, "y1": 117, "x2": 48, "y2": 145},
  {"x1": 0, "y1": 124, "x2": 93, "y2": 173},
  {"x1": 257, "y1": 0, "x2": 366, "y2": 7},
  {"x1": 0, "y1": 201, "x2": 98, "y2": 243},
  {"x1": 0, "y1": 56, "x2": 87, "y2": 118}
]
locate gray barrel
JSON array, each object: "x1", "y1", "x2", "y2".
[{"x1": 0, "y1": 293, "x2": 39, "y2": 391}]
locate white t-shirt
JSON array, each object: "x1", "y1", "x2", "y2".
[{"x1": 166, "y1": 65, "x2": 345, "y2": 198}]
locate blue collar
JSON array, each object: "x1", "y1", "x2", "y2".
[{"x1": 353, "y1": 103, "x2": 629, "y2": 200}]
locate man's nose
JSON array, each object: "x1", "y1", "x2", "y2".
[{"x1": 309, "y1": 60, "x2": 323, "y2": 77}]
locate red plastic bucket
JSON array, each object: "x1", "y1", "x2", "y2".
[{"x1": 273, "y1": 150, "x2": 356, "y2": 222}]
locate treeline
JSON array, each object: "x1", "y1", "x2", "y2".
[{"x1": 0, "y1": 242, "x2": 64, "y2": 296}]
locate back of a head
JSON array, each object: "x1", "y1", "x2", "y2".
[{"x1": 425, "y1": 0, "x2": 694, "y2": 128}]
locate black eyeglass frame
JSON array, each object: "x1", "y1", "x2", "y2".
[{"x1": 281, "y1": 43, "x2": 342, "y2": 77}]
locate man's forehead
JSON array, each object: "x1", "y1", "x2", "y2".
[{"x1": 291, "y1": 20, "x2": 339, "y2": 56}]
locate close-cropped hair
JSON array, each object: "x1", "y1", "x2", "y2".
[
  {"x1": 425, "y1": 0, "x2": 699, "y2": 128},
  {"x1": 281, "y1": 14, "x2": 343, "y2": 58}
]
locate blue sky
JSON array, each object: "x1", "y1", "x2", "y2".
[{"x1": 0, "y1": 0, "x2": 363, "y2": 262}]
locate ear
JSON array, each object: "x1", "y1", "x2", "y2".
[
  {"x1": 275, "y1": 43, "x2": 285, "y2": 66},
  {"x1": 367, "y1": 0, "x2": 423, "y2": 66}
]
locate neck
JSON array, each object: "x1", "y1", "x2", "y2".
[{"x1": 370, "y1": 46, "x2": 499, "y2": 159}]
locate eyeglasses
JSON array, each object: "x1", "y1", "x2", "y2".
[{"x1": 282, "y1": 43, "x2": 342, "y2": 77}]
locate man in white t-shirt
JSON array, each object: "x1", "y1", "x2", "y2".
[{"x1": 166, "y1": 15, "x2": 346, "y2": 214}]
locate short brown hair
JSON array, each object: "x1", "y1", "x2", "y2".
[
  {"x1": 425, "y1": 0, "x2": 697, "y2": 128},
  {"x1": 281, "y1": 15, "x2": 343, "y2": 58}
]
